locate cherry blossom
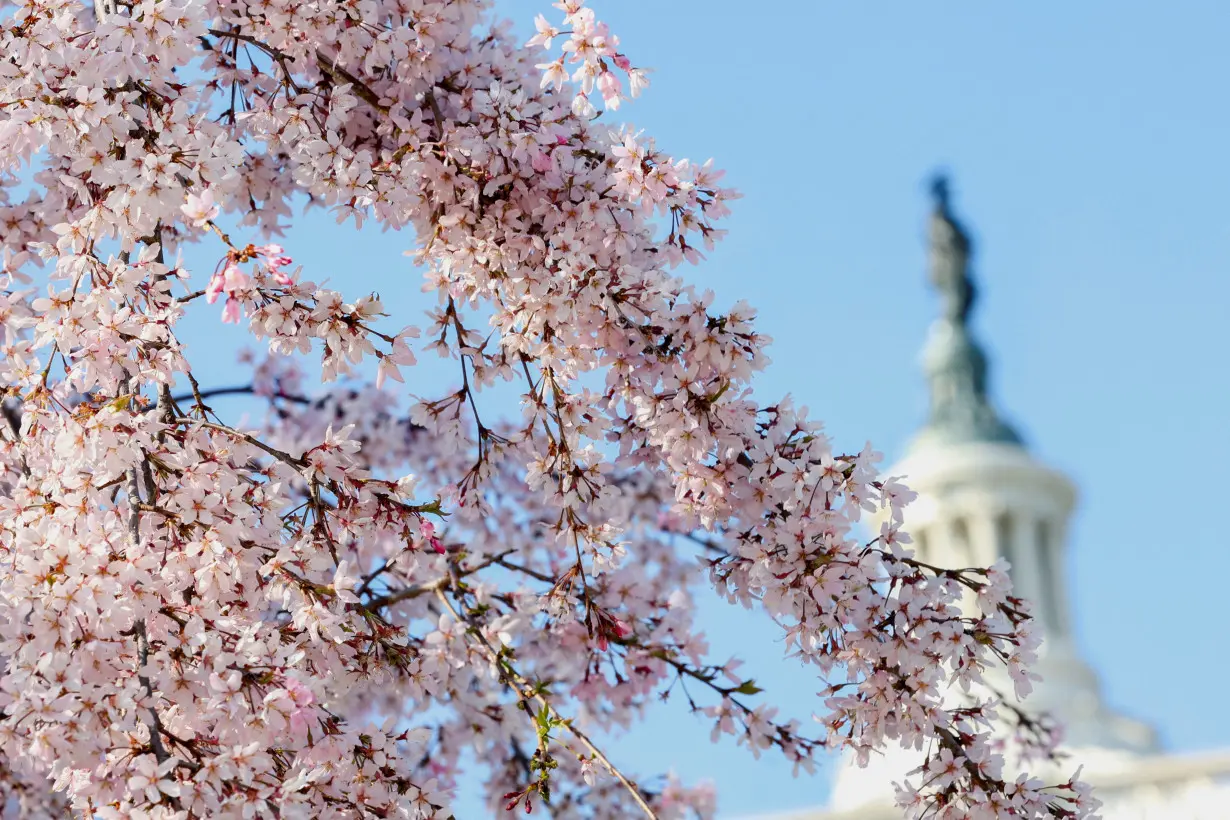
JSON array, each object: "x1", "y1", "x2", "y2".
[{"x1": 0, "y1": 0, "x2": 1092, "y2": 817}]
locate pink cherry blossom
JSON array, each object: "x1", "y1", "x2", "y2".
[
  {"x1": 283, "y1": 678, "x2": 318, "y2": 737},
  {"x1": 182, "y1": 190, "x2": 220, "y2": 227},
  {"x1": 0, "y1": 0, "x2": 1089, "y2": 817}
]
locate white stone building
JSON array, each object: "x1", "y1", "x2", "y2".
[{"x1": 780, "y1": 179, "x2": 1230, "y2": 820}]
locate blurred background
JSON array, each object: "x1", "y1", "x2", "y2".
[{"x1": 178, "y1": 1, "x2": 1230, "y2": 816}]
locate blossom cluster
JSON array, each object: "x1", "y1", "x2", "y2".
[{"x1": 0, "y1": 0, "x2": 1096, "y2": 817}]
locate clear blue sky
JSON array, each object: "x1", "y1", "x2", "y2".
[{"x1": 178, "y1": 2, "x2": 1230, "y2": 816}]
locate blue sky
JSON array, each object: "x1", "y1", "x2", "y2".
[{"x1": 176, "y1": 2, "x2": 1230, "y2": 816}]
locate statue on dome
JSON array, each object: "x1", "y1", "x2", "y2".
[
  {"x1": 927, "y1": 174, "x2": 976, "y2": 326},
  {"x1": 913, "y1": 172, "x2": 1024, "y2": 450}
]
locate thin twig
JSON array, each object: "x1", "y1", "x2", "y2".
[
  {"x1": 434, "y1": 588, "x2": 659, "y2": 820},
  {"x1": 169, "y1": 385, "x2": 311, "y2": 405}
]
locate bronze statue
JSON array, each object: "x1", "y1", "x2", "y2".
[
  {"x1": 927, "y1": 174, "x2": 975, "y2": 326},
  {"x1": 911, "y1": 173, "x2": 1023, "y2": 450}
]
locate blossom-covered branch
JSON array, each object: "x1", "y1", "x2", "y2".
[{"x1": 0, "y1": 0, "x2": 1097, "y2": 818}]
